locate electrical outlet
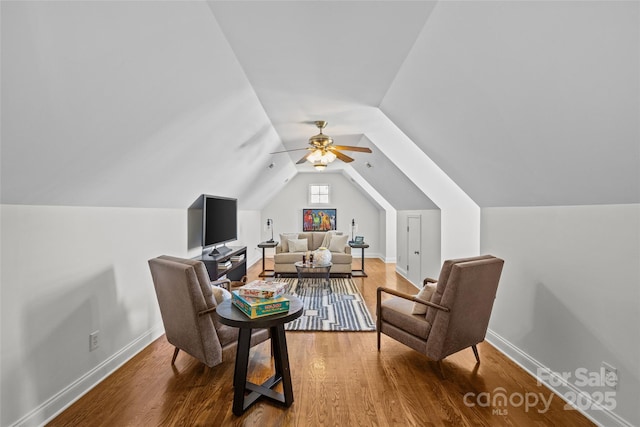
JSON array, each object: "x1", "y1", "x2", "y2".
[
  {"x1": 602, "y1": 362, "x2": 618, "y2": 389},
  {"x1": 89, "y1": 331, "x2": 100, "y2": 352}
]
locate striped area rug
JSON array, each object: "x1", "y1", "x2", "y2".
[{"x1": 280, "y1": 277, "x2": 376, "y2": 331}]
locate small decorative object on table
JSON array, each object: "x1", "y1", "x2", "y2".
[
  {"x1": 231, "y1": 291, "x2": 290, "y2": 319},
  {"x1": 354, "y1": 236, "x2": 364, "y2": 244},
  {"x1": 237, "y1": 280, "x2": 287, "y2": 299},
  {"x1": 313, "y1": 247, "x2": 332, "y2": 266}
]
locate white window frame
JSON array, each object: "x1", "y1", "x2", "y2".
[{"x1": 309, "y1": 184, "x2": 330, "y2": 204}]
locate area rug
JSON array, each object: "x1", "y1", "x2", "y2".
[{"x1": 279, "y1": 277, "x2": 376, "y2": 332}]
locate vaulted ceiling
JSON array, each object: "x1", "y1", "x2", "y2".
[{"x1": 2, "y1": 1, "x2": 638, "y2": 210}]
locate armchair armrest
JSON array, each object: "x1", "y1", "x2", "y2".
[
  {"x1": 376, "y1": 286, "x2": 449, "y2": 312},
  {"x1": 211, "y1": 278, "x2": 230, "y2": 290},
  {"x1": 423, "y1": 277, "x2": 437, "y2": 286},
  {"x1": 198, "y1": 306, "x2": 217, "y2": 316}
]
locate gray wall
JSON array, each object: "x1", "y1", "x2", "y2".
[
  {"x1": 261, "y1": 173, "x2": 383, "y2": 259},
  {"x1": 0, "y1": 204, "x2": 261, "y2": 427},
  {"x1": 482, "y1": 204, "x2": 640, "y2": 427},
  {"x1": 0, "y1": 205, "x2": 184, "y2": 426}
]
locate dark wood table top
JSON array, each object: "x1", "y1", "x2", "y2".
[
  {"x1": 349, "y1": 243, "x2": 369, "y2": 248},
  {"x1": 215, "y1": 295, "x2": 303, "y2": 329}
]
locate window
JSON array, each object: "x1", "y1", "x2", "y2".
[{"x1": 309, "y1": 184, "x2": 330, "y2": 204}]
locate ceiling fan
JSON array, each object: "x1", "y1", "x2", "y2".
[{"x1": 272, "y1": 121, "x2": 372, "y2": 170}]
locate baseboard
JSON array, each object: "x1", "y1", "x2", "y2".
[
  {"x1": 394, "y1": 266, "x2": 420, "y2": 289},
  {"x1": 486, "y1": 330, "x2": 632, "y2": 427},
  {"x1": 13, "y1": 324, "x2": 165, "y2": 427},
  {"x1": 382, "y1": 255, "x2": 396, "y2": 263}
]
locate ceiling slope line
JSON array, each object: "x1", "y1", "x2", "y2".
[
  {"x1": 346, "y1": 107, "x2": 480, "y2": 261},
  {"x1": 378, "y1": 0, "x2": 439, "y2": 108},
  {"x1": 341, "y1": 166, "x2": 397, "y2": 263},
  {"x1": 204, "y1": 0, "x2": 288, "y2": 156}
]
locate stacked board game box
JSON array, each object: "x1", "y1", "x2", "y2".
[
  {"x1": 231, "y1": 291, "x2": 290, "y2": 319},
  {"x1": 237, "y1": 280, "x2": 287, "y2": 299}
]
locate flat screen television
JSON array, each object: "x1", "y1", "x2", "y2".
[{"x1": 203, "y1": 195, "x2": 237, "y2": 255}]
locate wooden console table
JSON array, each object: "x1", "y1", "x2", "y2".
[
  {"x1": 349, "y1": 242, "x2": 369, "y2": 277},
  {"x1": 257, "y1": 241, "x2": 278, "y2": 277}
]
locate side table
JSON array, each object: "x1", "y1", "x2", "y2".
[
  {"x1": 349, "y1": 243, "x2": 370, "y2": 277},
  {"x1": 257, "y1": 241, "x2": 278, "y2": 277},
  {"x1": 215, "y1": 296, "x2": 303, "y2": 416}
]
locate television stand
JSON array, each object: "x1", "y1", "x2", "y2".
[
  {"x1": 194, "y1": 246, "x2": 247, "y2": 282},
  {"x1": 210, "y1": 245, "x2": 232, "y2": 256}
]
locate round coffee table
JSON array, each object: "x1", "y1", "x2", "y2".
[
  {"x1": 294, "y1": 261, "x2": 332, "y2": 286},
  {"x1": 215, "y1": 296, "x2": 303, "y2": 416}
]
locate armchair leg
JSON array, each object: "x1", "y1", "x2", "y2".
[
  {"x1": 376, "y1": 287, "x2": 381, "y2": 351},
  {"x1": 472, "y1": 345, "x2": 480, "y2": 364},
  {"x1": 171, "y1": 347, "x2": 180, "y2": 365}
]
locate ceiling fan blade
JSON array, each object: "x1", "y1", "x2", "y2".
[
  {"x1": 332, "y1": 150, "x2": 354, "y2": 163},
  {"x1": 270, "y1": 147, "x2": 310, "y2": 154},
  {"x1": 331, "y1": 145, "x2": 372, "y2": 153},
  {"x1": 296, "y1": 152, "x2": 312, "y2": 164}
]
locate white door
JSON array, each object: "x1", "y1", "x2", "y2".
[{"x1": 407, "y1": 216, "x2": 422, "y2": 286}]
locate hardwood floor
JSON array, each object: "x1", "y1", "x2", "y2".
[{"x1": 49, "y1": 258, "x2": 594, "y2": 426}]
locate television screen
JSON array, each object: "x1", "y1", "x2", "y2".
[{"x1": 203, "y1": 196, "x2": 237, "y2": 248}]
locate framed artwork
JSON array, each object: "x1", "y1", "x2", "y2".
[{"x1": 303, "y1": 208, "x2": 337, "y2": 231}]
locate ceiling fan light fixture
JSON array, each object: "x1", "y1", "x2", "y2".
[
  {"x1": 307, "y1": 149, "x2": 323, "y2": 163},
  {"x1": 313, "y1": 162, "x2": 327, "y2": 171},
  {"x1": 324, "y1": 151, "x2": 337, "y2": 162},
  {"x1": 281, "y1": 120, "x2": 372, "y2": 168},
  {"x1": 309, "y1": 134, "x2": 333, "y2": 147},
  {"x1": 307, "y1": 149, "x2": 336, "y2": 167}
]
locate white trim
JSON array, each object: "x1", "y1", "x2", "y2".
[
  {"x1": 486, "y1": 330, "x2": 633, "y2": 427},
  {"x1": 13, "y1": 324, "x2": 165, "y2": 427},
  {"x1": 395, "y1": 265, "x2": 420, "y2": 289}
]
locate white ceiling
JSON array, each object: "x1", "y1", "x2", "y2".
[{"x1": 1, "y1": 1, "x2": 638, "y2": 210}]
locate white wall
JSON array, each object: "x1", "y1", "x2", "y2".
[
  {"x1": 262, "y1": 173, "x2": 383, "y2": 258},
  {"x1": 237, "y1": 210, "x2": 262, "y2": 268},
  {"x1": 396, "y1": 210, "x2": 441, "y2": 287},
  {"x1": 482, "y1": 204, "x2": 640, "y2": 427},
  {"x1": 0, "y1": 204, "x2": 185, "y2": 427}
]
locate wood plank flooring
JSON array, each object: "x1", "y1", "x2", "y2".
[{"x1": 49, "y1": 258, "x2": 595, "y2": 426}]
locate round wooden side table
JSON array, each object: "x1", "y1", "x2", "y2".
[{"x1": 215, "y1": 296, "x2": 303, "y2": 416}]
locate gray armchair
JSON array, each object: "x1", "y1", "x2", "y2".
[
  {"x1": 376, "y1": 255, "x2": 504, "y2": 375},
  {"x1": 148, "y1": 255, "x2": 269, "y2": 367}
]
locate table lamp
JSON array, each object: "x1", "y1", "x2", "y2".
[{"x1": 266, "y1": 218, "x2": 274, "y2": 243}]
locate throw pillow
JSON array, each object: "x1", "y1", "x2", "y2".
[
  {"x1": 279, "y1": 233, "x2": 298, "y2": 252},
  {"x1": 288, "y1": 238, "x2": 308, "y2": 253},
  {"x1": 328, "y1": 234, "x2": 349, "y2": 253},
  {"x1": 211, "y1": 285, "x2": 231, "y2": 305},
  {"x1": 411, "y1": 282, "x2": 437, "y2": 315},
  {"x1": 320, "y1": 230, "x2": 337, "y2": 248}
]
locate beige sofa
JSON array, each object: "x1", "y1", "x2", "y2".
[{"x1": 274, "y1": 231, "x2": 352, "y2": 276}]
